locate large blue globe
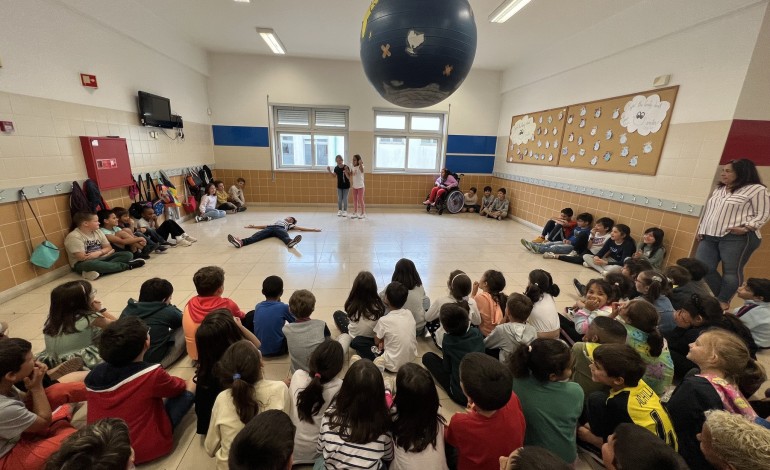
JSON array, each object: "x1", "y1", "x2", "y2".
[{"x1": 360, "y1": 0, "x2": 477, "y2": 108}]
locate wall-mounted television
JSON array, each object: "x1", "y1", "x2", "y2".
[{"x1": 138, "y1": 91, "x2": 175, "y2": 129}]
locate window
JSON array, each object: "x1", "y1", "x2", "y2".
[
  {"x1": 374, "y1": 110, "x2": 446, "y2": 173},
  {"x1": 273, "y1": 106, "x2": 348, "y2": 169}
]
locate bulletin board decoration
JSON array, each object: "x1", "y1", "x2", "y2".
[
  {"x1": 506, "y1": 107, "x2": 568, "y2": 166},
  {"x1": 558, "y1": 86, "x2": 679, "y2": 175}
]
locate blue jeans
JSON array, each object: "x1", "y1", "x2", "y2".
[
  {"x1": 203, "y1": 209, "x2": 226, "y2": 219},
  {"x1": 337, "y1": 188, "x2": 349, "y2": 211},
  {"x1": 241, "y1": 226, "x2": 292, "y2": 246},
  {"x1": 533, "y1": 241, "x2": 574, "y2": 254},
  {"x1": 165, "y1": 390, "x2": 195, "y2": 429},
  {"x1": 695, "y1": 232, "x2": 761, "y2": 303}
]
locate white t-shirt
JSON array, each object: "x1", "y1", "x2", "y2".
[
  {"x1": 288, "y1": 370, "x2": 343, "y2": 464},
  {"x1": 527, "y1": 294, "x2": 560, "y2": 334},
  {"x1": 349, "y1": 316, "x2": 379, "y2": 338},
  {"x1": 351, "y1": 165, "x2": 365, "y2": 189},
  {"x1": 200, "y1": 194, "x2": 218, "y2": 212},
  {"x1": 590, "y1": 232, "x2": 610, "y2": 254},
  {"x1": 373, "y1": 308, "x2": 417, "y2": 372},
  {"x1": 391, "y1": 422, "x2": 449, "y2": 470}
]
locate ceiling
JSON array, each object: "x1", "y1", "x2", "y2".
[{"x1": 64, "y1": 0, "x2": 645, "y2": 71}]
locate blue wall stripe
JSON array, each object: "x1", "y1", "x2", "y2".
[
  {"x1": 447, "y1": 135, "x2": 496, "y2": 155},
  {"x1": 446, "y1": 155, "x2": 495, "y2": 174},
  {"x1": 213, "y1": 125, "x2": 269, "y2": 147}
]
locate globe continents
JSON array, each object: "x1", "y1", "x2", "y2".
[{"x1": 360, "y1": 0, "x2": 477, "y2": 108}]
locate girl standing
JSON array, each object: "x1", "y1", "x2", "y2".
[
  {"x1": 350, "y1": 154, "x2": 366, "y2": 219},
  {"x1": 333, "y1": 271, "x2": 387, "y2": 360},
  {"x1": 634, "y1": 227, "x2": 666, "y2": 270},
  {"x1": 472, "y1": 269, "x2": 507, "y2": 336},
  {"x1": 289, "y1": 340, "x2": 345, "y2": 465},
  {"x1": 524, "y1": 269, "x2": 560, "y2": 339},
  {"x1": 667, "y1": 329, "x2": 766, "y2": 469},
  {"x1": 197, "y1": 183, "x2": 226, "y2": 222},
  {"x1": 509, "y1": 338, "x2": 584, "y2": 465},
  {"x1": 317, "y1": 360, "x2": 393, "y2": 469},
  {"x1": 38, "y1": 280, "x2": 116, "y2": 369},
  {"x1": 390, "y1": 364, "x2": 449, "y2": 470},
  {"x1": 327, "y1": 155, "x2": 350, "y2": 217},
  {"x1": 205, "y1": 340, "x2": 290, "y2": 470},
  {"x1": 424, "y1": 270, "x2": 481, "y2": 348},
  {"x1": 583, "y1": 224, "x2": 636, "y2": 275}
]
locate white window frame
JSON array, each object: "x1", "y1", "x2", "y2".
[
  {"x1": 373, "y1": 109, "x2": 447, "y2": 174},
  {"x1": 271, "y1": 104, "x2": 349, "y2": 170}
]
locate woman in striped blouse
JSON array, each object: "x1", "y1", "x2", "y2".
[{"x1": 696, "y1": 159, "x2": 770, "y2": 309}]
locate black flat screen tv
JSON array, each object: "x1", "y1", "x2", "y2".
[{"x1": 138, "y1": 91, "x2": 175, "y2": 129}]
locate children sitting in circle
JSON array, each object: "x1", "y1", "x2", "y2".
[
  {"x1": 583, "y1": 224, "x2": 636, "y2": 275},
  {"x1": 521, "y1": 212, "x2": 593, "y2": 257},
  {"x1": 532, "y1": 207, "x2": 577, "y2": 243}
]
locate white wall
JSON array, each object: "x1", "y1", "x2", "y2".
[
  {"x1": 494, "y1": 1, "x2": 767, "y2": 205},
  {"x1": 208, "y1": 54, "x2": 501, "y2": 136},
  {"x1": 0, "y1": 0, "x2": 211, "y2": 123}
]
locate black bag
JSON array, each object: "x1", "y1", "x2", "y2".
[
  {"x1": 84, "y1": 179, "x2": 109, "y2": 213},
  {"x1": 69, "y1": 181, "x2": 90, "y2": 219},
  {"x1": 186, "y1": 168, "x2": 203, "y2": 199},
  {"x1": 128, "y1": 175, "x2": 150, "y2": 219},
  {"x1": 158, "y1": 169, "x2": 175, "y2": 189}
]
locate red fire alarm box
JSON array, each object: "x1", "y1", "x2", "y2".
[{"x1": 79, "y1": 136, "x2": 133, "y2": 190}]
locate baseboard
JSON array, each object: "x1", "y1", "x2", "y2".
[
  {"x1": 0, "y1": 265, "x2": 72, "y2": 305},
  {"x1": 511, "y1": 215, "x2": 541, "y2": 232}
]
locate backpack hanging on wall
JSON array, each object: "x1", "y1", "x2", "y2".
[
  {"x1": 128, "y1": 175, "x2": 151, "y2": 219},
  {"x1": 83, "y1": 179, "x2": 109, "y2": 213},
  {"x1": 186, "y1": 168, "x2": 203, "y2": 200},
  {"x1": 145, "y1": 173, "x2": 165, "y2": 216},
  {"x1": 69, "y1": 181, "x2": 91, "y2": 221}
]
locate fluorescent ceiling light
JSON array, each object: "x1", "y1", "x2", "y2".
[
  {"x1": 257, "y1": 28, "x2": 286, "y2": 55},
  {"x1": 233, "y1": 0, "x2": 250, "y2": 3},
  {"x1": 488, "y1": 0, "x2": 533, "y2": 23}
]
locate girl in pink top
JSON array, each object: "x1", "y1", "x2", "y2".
[{"x1": 472, "y1": 270, "x2": 507, "y2": 336}]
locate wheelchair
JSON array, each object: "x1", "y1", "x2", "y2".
[{"x1": 426, "y1": 173, "x2": 465, "y2": 215}]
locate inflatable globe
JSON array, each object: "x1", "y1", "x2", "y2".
[{"x1": 360, "y1": 0, "x2": 477, "y2": 108}]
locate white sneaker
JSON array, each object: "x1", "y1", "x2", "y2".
[
  {"x1": 82, "y1": 271, "x2": 100, "y2": 281},
  {"x1": 337, "y1": 210, "x2": 342, "y2": 216},
  {"x1": 350, "y1": 213, "x2": 358, "y2": 219},
  {"x1": 176, "y1": 238, "x2": 192, "y2": 247},
  {"x1": 183, "y1": 234, "x2": 197, "y2": 243},
  {"x1": 342, "y1": 211, "x2": 347, "y2": 217},
  {"x1": 360, "y1": 213, "x2": 366, "y2": 219}
]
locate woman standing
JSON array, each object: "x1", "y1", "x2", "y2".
[
  {"x1": 326, "y1": 155, "x2": 350, "y2": 217},
  {"x1": 696, "y1": 159, "x2": 770, "y2": 309}
]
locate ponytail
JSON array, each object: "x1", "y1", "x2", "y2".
[
  {"x1": 448, "y1": 271, "x2": 472, "y2": 313},
  {"x1": 297, "y1": 340, "x2": 344, "y2": 423},
  {"x1": 525, "y1": 269, "x2": 559, "y2": 304},
  {"x1": 638, "y1": 270, "x2": 670, "y2": 302},
  {"x1": 624, "y1": 299, "x2": 663, "y2": 357},
  {"x1": 215, "y1": 340, "x2": 262, "y2": 424},
  {"x1": 739, "y1": 358, "x2": 767, "y2": 398},
  {"x1": 507, "y1": 338, "x2": 571, "y2": 382},
  {"x1": 647, "y1": 328, "x2": 664, "y2": 358},
  {"x1": 482, "y1": 270, "x2": 506, "y2": 311}
]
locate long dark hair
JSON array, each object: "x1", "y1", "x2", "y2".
[
  {"x1": 326, "y1": 360, "x2": 389, "y2": 444},
  {"x1": 622, "y1": 300, "x2": 664, "y2": 357},
  {"x1": 643, "y1": 227, "x2": 665, "y2": 259},
  {"x1": 637, "y1": 270, "x2": 670, "y2": 303},
  {"x1": 719, "y1": 159, "x2": 764, "y2": 191},
  {"x1": 194, "y1": 309, "x2": 245, "y2": 385},
  {"x1": 482, "y1": 269, "x2": 507, "y2": 312},
  {"x1": 391, "y1": 364, "x2": 446, "y2": 453},
  {"x1": 215, "y1": 341, "x2": 263, "y2": 424},
  {"x1": 524, "y1": 269, "x2": 560, "y2": 304},
  {"x1": 344, "y1": 271, "x2": 386, "y2": 322},
  {"x1": 508, "y1": 338, "x2": 572, "y2": 382},
  {"x1": 43, "y1": 280, "x2": 97, "y2": 336},
  {"x1": 448, "y1": 270, "x2": 472, "y2": 312},
  {"x1": 297, "y1": 340, "x2": 344, "y2": 423},
  {"x1": 391, "y1": 258, "x2": 423, "y2": 290}
]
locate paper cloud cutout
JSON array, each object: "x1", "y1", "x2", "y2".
[
  {"x1": 511, "y1": 115, "x2": 537, "y2": 145},
  {"x1": 620, "y1": 94, "x2": 671, "y2": 136}
]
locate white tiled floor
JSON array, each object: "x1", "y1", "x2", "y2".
[{"x1": 4, "y1": 206, "x2": 767, "y2": 469}]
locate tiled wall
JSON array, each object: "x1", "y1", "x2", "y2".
[
  {"x1": 212, "y1": 170, "x2": 494, "y2": 206},
  {"x1": 0, "y1": 175, "x2": 190, "y2": 295}
]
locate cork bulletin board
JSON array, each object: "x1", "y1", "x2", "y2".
[
  {"x1": 506, "y1": 107, "x2": 568, "y2": 166},
  {"x1": 558, "y1": 86, "x2": 679, "y2": 175}
]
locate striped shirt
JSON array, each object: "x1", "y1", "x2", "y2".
[
  {"x1": 698, "y1": 184, "x2": 770, "y2": 238},
  {"x1": 317, "y1": 410, "x2": 393, "y2": 469}
]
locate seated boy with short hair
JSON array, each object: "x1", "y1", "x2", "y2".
[
  {"x1": 229, "y1": 410, "x2": 296, "y2": 470},
  {"x1": 122, "y1": 278, "x2": 185, "y2": 368},
  {"x1": 64, "y1": 212, "x2": 143, "y2": 281},
  {"x1": 463, "y1": 186, "x2": 479, "y2": 213},
  {"x1": 735, "y1": 278, "x2": 770, "y2": 349},
  {"x1": 283, "y1": 289, "x2": 330, "y2": 373},
  {"x1": 183, "y1": 266, "x2": 245, "y2": 360},
  {"x1": 481, "y1": 188, "x2": 509, "y2": 220},
  {"x1": 522, "y1": 212, "x2": 593, "y2": 257},
  {"x1": 571, "y1": 316, "x2": 628, "y2": 400},
  {"x1": 533, "y1": 207, "x2": 576, "y2": 243},
  {"x1": 253, "y1": 275, "x2": 295, "y2": 357},
  {"x1": 422, "y1": 304, "x2": 485, "y2": 406},
  {"x1": 445, "y1": 352, "x2": 526, "y2": 470},
  {"x1": 484, "y1": 293, "x2": 537, "y2": 363},
  {"x1": 577, "y1": 343, "x2": 677, "y2": 450},
  {"x1": 85, "y1": 316, "x2": 195, "y2": 465},
  {"x1": 373, "y1": 282, "x2": 417, "y2": 372}
]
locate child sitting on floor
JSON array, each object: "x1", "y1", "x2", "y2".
[
  {"x1": 571, "y1": 316, "x2": 627, "y2": 400},
  {"x1": 85, "y1": 316, "x2": 196, "y2": 465},
  {"x1": 481, "y1": 188, "x2": 509, "y2": 220},
  {"x1": 228, "y1": 410, "x2": 295, "y2": 470},
  {"x1": 582, "y1": 224, "x2": 635, "y2": 276},
  {"x1": 734, "y1": 278, "x2": 770, "y2": 349},
  {"x1": 558, "y1": 217, "x2": 613, "y2": 266},
  {"x1": 633, "y1": 227, "x2": 666, "y2": 270},
  {"x1": 562, "y1": 278, "x2": 619, "y2": 343},
  {"x1": 522, "y1": 212, "x2": 593, "y2": 257},
  {"x1": 422, "y1": 304, "x2": 485, "y2": 406},
  {"x1": 283, "y1": 290, "x2": 330, "y2": 373},
  {"x1": 472, "y1": 270, "x2": 507, "y2": 336},
  {"x1": 373, "y1": 282, "x2": 418, "y2": 372},
  {"x1": 444, "y1": 353, "x2": 525, "y2": 470},
  {"x1": 138, "y1": 206, "x2": 196, "y2": 247},
  {"x1": 479, "y1": 186, "x2": 495, "y2": 216},
  {"x1": 665, "y1": 265, "x2": 712, "y2": 310},
  {"x1": 64, "y1": 212, "x2": 141, "y2": 280},
  {"x1": 425, "y1": 270, "x2": 481, "y2": 348},
  {"x1": 484, "y1": 293, "x2": 537, "y2": 363},
  {"x1": 97, "y1": 209, "x2": 155, "y2": 260},
  {"x1": 252, "y1": 275, "x2": 295, "y2": 357},
  {"x1": 45, "y1": 418, "x2": 133, "y2": 470},
  {"x1": 532, "y1": 207, "x2": 576, "y2": 243},
  {"x1": 463, "y1": 186, "x2": 479, "y2": 213}
]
